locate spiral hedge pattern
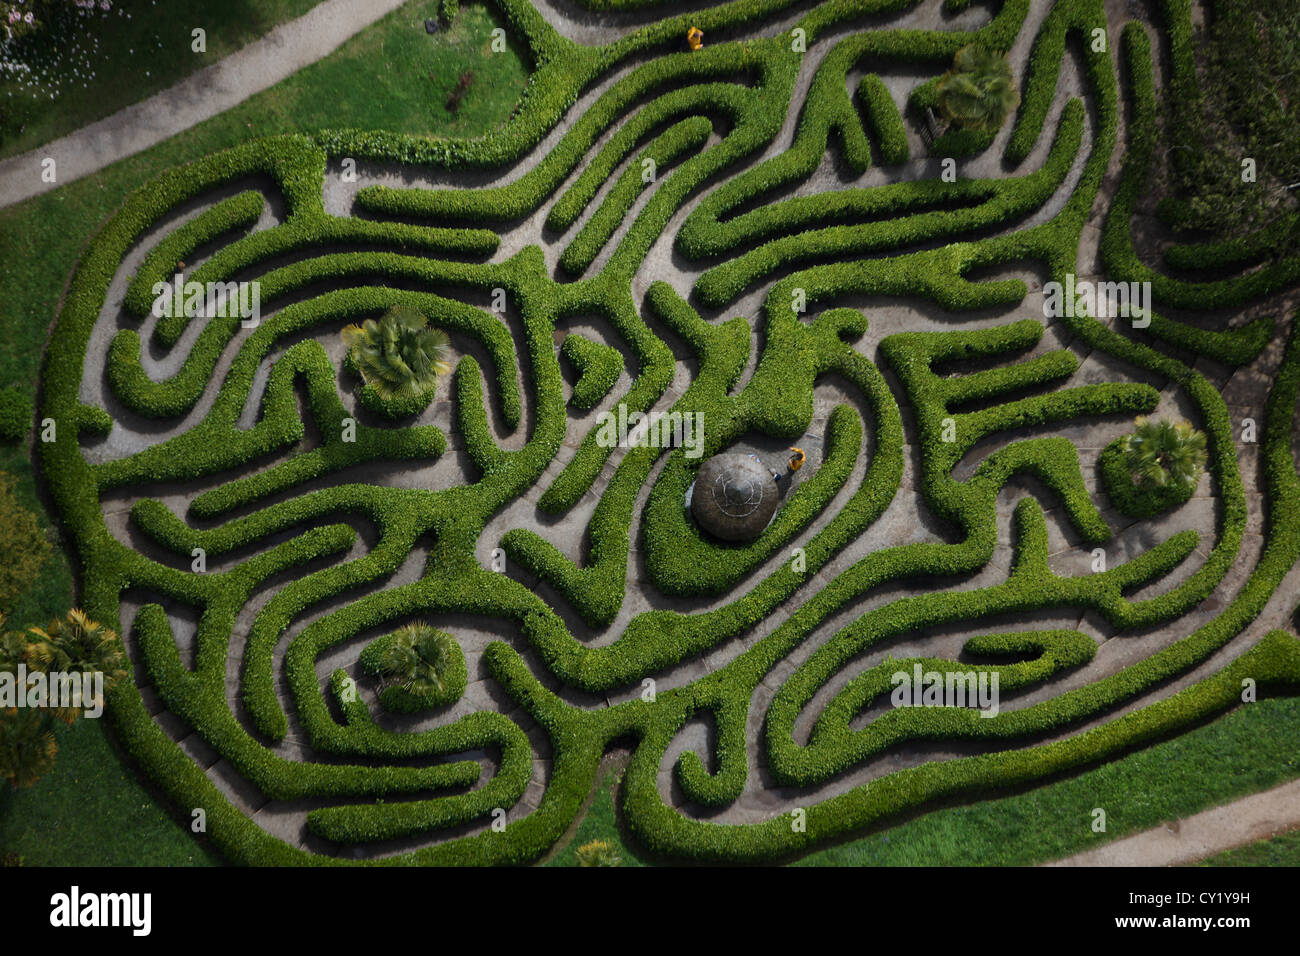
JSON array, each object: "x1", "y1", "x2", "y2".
[{"x1": 36, "y1": 0, "x2": 1300, "y2": 864}]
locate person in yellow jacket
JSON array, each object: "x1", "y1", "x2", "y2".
[
  {"x1": 773, "y1": 447, "x2": 804, "y2": 488},
  {"x1": 687, "y1": 26, "x2": 703, "y2": 51}
]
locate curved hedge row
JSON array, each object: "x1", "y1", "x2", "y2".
[
  {"x1": 1099, "y1": 14, "x2": 1300, "y2": 319},
  {"x1": 122, "y1": 190, "x2": 266, "y2": 317},
  {"x1": 560, "y1": 333, "x2": 623, "y2": 411}
]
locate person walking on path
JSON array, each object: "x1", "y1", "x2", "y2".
[{"x1": 772, "y1": 447, "x2": 805, "y2": 489}]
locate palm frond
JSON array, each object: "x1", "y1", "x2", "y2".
[
  {"x1": 1120, "y1": 417, "x2": 1207, "y2": 490},
  {"x1": 376, "y1": 623, "x2": 458, "y2": 698},
  {"x1": 341, "y1": 307, "x2": 452, "y2": 401},
  {"x1": 935, "y1": 44, "x2": 1021, "y2": 133}
]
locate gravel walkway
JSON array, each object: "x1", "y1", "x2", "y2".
[{"x1": 1045, "y1": 778, "x2": 1300, "y2": 867}]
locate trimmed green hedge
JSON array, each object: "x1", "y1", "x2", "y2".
[
  {"x1": 857, "y1": 74, "x2": 908, "y2": 165},
  {"x1": 560, "y1": 333, "x2": 622, "y2": 410}
]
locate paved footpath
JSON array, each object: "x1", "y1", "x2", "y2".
[
  {"x1": 0, "y1": 0, "x2": 410, "y2": 210},
  {"x1": 1045, "y1": 777, "x2": 1300, "y2": 866}
]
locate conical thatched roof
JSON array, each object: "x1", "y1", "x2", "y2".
[{"x1": 689, "y1": 453, "x2": 778, "y2": 542}]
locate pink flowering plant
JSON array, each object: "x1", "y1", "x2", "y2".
[
  {"x1": 1, "y1": 0, "x2": 117, "y2": 143},
  {"x1": 1, "y1": 1, "x2": 110, "y2": 42}
]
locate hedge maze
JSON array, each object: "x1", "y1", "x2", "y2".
[{"x1": 37, "y1": 0, "x2": 1300, "y2": 864}]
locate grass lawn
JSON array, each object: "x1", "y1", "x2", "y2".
[
  {"x1": 0, "y1": 0, "x2": 326, "y2": 159},
  {"x1": 0, "y1": 0, "x2": 527, "y2": 865},
  {"x1": 1194, "y1": 828, "x2": 1300, "y2": 867},
  {"x1": 542, "y1": 697, "x2": 1300, "y2": 866},
  {"x1": 544, "y1": 771, "x2": 650, "y2": 868},
  {"x1": 264, "y1": 3, "x2": 530, "y2": 141},
  {"x1": 0, "y1": 715, "x2": 222, "y2": 867}
]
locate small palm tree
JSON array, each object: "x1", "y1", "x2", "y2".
[
  {"x1": 934, "y1": 45, "x2": 1021, "y2": 133},
  {"x1": 0, "y1": 610, "x2": 128, "y2": 789},
  {"x1": 341, "y1": 306, "x2": 452, "y2": 401},
  {"x1": 1120, "y1": 417, "x2": 1207, "y2": 490},
  {"x1": 377, "y1": 623, "x2": 459, "y2": 699},
  {"x1": 25, "y1": 610, "x2": 128, "y2": 724}
]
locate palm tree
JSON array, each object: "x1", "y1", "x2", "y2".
[
  {"x1": 376, "y1": 623, "x2": 458, "y2": 699},
  {"x1": 934, "y1": 45, "x2": 1021, "y2": 133},
  {"x1": 24, "y1": 609, "x2": 128, "y2": 724},
  {"x1": 1120, "y1": 417, "x2": 1207, "y2": 490},
  {"x1": 341, "y1": 306, "x2": 452, "y2": 401},
  {"x1": 0, "y1": 610, "x2": 128, "y2": 789}
]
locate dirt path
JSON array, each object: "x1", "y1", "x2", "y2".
[
  {"x1": 0, "y1": 0, "x2": 410, "y2": 210},
  {"x1": 1044, "y1": 777, "x2": 1300, "y2": 866}
]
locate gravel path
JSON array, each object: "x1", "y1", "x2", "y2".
[{"x1": 1045, "y1": 778, "x2": 1300, "y2": 867}]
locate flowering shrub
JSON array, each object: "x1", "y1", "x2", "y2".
[
  {"x1": 2, "y1": 1, "x2": 110, "y2": 44},
  {"x1": 0, "y1": 472, "x2": 49, "y2": 615},
  {"x1": 1, "y1": 0, "x2": 120, "y2": 137},
  {"x1": 574, "y1": 839, "x2": 621, "y2": 866}
]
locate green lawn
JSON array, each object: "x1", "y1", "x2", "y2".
[
  {"x1": 544, "y1": 771, "x2": 650, "y2": 868},
  {"x1": 259, "y1": 3, "x2": 530, "y2": 142},
  {"x1": 1194, "y1": 828, "x2": 1300, "y2": 867},
  {"x1": 0, "y1": 715, "x2": 222, "y2": 867},
  {"x1": 0, "y1": 0, "x2": 527, "y2": 866},
  {"x1": 542, "y1": 697, "x2": 1300, "y2": 866},
  {"x1": 0, "y1": 0, "x2": 328, "y2": 159}
]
